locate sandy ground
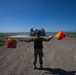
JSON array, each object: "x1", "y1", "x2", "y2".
[{"x1": 0, "y1": 37, "x2": 76, "y2": 75}]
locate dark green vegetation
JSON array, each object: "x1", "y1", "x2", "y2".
[
  {"x1": 0, "y1": 40, "x2": 5, "y2": 46},
  {"x1": 0, "y1": 33, "x2": 7, "y2": 46},
  {"x1": 0, "y1": 40, "x2": 5, "y2": 43},
  {"x1": 0, "y1": 43, "x2": 5, "y2": 46},
  {"x1": 66, "y1": 33, "x2": 76, "y2": 38},
  {"x1": 0, "y1": 33, "x2": 9, "y2": 37}
]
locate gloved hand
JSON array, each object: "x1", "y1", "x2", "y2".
[{"x1": 51, "y1": 36, "x2": 54, "y2": 38}]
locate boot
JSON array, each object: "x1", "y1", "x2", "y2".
[
  {"x1": 33, "y1": 65, "x2": 37, "y2": 69},
  {"x1": 40, "y1": 65, "x2": 43, "y2": 68}
]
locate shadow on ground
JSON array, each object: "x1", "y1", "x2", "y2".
[{"x1": 37, "y1": 68, "x2": 76, "y2": 75}]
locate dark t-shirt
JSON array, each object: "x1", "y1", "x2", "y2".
[{"x1": 34, "y1": 38, "x2": 43, "y2": 49}]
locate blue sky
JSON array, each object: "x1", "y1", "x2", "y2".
[{"x1": 0, "y1": 0, "x2": 76, "y2": 32}]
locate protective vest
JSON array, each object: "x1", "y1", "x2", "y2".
[{"x1": 34, "y1": 38, "x2": 43, "y2": 49}]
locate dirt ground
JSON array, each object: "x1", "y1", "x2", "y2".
[{"x1": 0, "y1": 37, "x2": 76, "y2": 75}]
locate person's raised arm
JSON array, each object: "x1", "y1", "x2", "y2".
[
  {"x1": 20, "y1": 38, "x2": 34, "y2": 42},
  {"x1": 43, "y1": 36, "x2": 54, "y2": 42}
]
